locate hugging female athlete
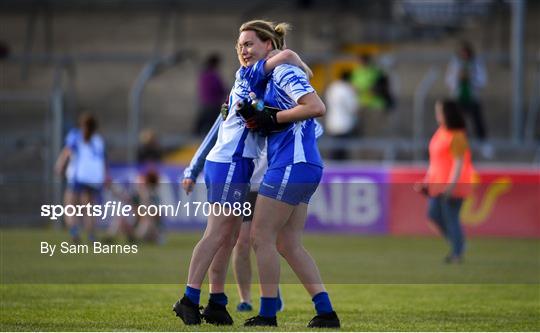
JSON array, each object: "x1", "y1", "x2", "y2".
[
  {"x1": 173, "y1": 20, "x2": 313, "y2": 326},
  {"x1": 241, "y1": 22, "x2": 341, "y2": 329}
]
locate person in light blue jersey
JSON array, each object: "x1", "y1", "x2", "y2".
[
  {"x1": 55, "y1": 113, "x2": 106, "y2": 243},
  {"x1": 173, "y1": 20, "x2": 312, "y2": 326},
  {"x1": 241, "y1": 23, "x2": 341, "y2": 329}
]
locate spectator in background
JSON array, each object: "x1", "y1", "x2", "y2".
[
  {"x1": 324, "y1": 70, "x2": 359, "y2": 160},
  {"x1": 351, "y1": 53, "x2": 393, "y2": 112},
  {"x1": 445, "y1": 41, "x2": 488, "y2": 145},
  {"x1": 132, "y1": 129, "x2": 164, "y2": 243},
  {"x1": 55, "y1": 113, "x2": 106, "y2": 243},
  {"x1": 195, "y1": 53, "x2": 227, "y2": 136},
  {"x1": 351, "y1": 54, "x2": 394, "y2": 137},
  {"x1": 105, "y1": 169, "x2": 163, "y2": 244},
  {"x1": 137, "y1": 128, "x2": 163, "y2": 164},
  {"x1": 414, "y1": 100, "x2": 475, "y2": 264}
]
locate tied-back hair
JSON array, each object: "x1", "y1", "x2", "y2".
[
  {"x1": 238, "y1": 20, "x2": 291, "y2": 51},
  {"x1": 439, "y1": 99, "x2": 466, "y2": 130},
  {"x1": 79, "y1": 112, "x2": 97, "y2": 142}
]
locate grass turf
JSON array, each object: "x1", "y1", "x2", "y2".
[{"x1": 1, "y1": 229, "x2": 539, "y2": 331}]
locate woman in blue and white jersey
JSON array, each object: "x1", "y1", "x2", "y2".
[
  {"x1": 55, "y1": 113, "x2": 106, "y2": 243},
  {"x1": 182, "y1": 110, "x2": 322, "y2": 313},
  {"x1": 174, "y1": 20, "x2": 313, "y2": 326},
  {"x1": 243, "y1": 30, "x2": 341, "y2": 329}
]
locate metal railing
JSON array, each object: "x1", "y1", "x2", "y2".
[
  {"x1": 524, "y1": 50, "x2": 540, "y2": 144},
  {"x1": 127, "y1": 51, "x2": 192, "y2": 164},
  {"x1": 412, "y1": 66, "x2": 439, "y2": 161}
]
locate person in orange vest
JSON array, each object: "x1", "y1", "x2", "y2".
[{"x1": 415, "y1": 99, "x2": 475, "y2": 264}]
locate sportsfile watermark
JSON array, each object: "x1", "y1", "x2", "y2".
[
  {"x1": 41, "y1": 201, "x2": 253, "y2": 221},
  {"x1": 1, "y1": 180, "x2": 538, "y2": 284}
]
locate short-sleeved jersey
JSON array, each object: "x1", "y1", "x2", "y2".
[
  {"x1": 184, "y1": 114, "x2": 325, "y2": 183},
  {"x1": 64, "y1": 128, "x2": 106, "y2": 186},
  {"x1": 427, "y1": 127, "x2": 475, "y2": 197},
  {"x1": 262, "y1": 64, "x2": 323, "y2": 169},
  {"x1": 449, "y1": 131, "x2": 469, "y2": 158},
  {"x1": 206, "y1": 60, "x2": 269, "y2": 163}
]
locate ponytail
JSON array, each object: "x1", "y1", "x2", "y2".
[{"x1": 239, "y1": 20, "x2": 292, "y2": 51}]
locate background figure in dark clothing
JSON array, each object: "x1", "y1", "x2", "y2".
[
  {"x1": 195, "y1": 53, "x2": 227, "y2": 136},
  {"x1": 445, "y1": 41, "x2": 488, "y2": 141},
  {"x1": 137, "y1": 128, "x2": 163, "y2": 164}
]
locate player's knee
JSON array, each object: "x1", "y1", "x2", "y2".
[
  {"x1": 201, "y1": 231, "x2": 228, "y2": 249},
  {"x1": 250, "y1": 225, "x2": 276, "y2": 251},
  {"x1": 276, "y1": 240, "x2": 288, "y2": 257},
  {"x1": 276, "y1": 239, "x2": 298, "y2": 258},
  {"x1": 206, "y1": 220, "x2": 237, "y2": 246}
]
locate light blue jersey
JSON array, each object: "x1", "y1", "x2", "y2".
[
  {"x1": 206, "y1": 60, "x2": 269, "y2": 164},
  {"x1": 64, "y1": 128, "x2": 106, "y2": 187},
  {"x1": 262, "y1": 64, "x2": 323, "y2": 169}
]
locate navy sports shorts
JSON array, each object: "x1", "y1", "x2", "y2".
[
  {"x1": 204, "y1": 159, "x2": 254, "y2": 204},
  {"x1": 258, "y1": 163, "x2": 322, "y2": 206}
]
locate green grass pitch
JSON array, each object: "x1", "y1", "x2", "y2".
[{"x1": 1, "y1": 229, "x2": 539, "y2": 331}]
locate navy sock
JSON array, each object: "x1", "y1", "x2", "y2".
[
  {"x1": 312, "y1": 292, "x2": 333, "y2": 315},
  {"x1": 209, "y1": 292, "x2": 228, "y2": 306},
  {"x1": 259, "y1": 297, "x2": 278, "y2": 318},
  {"x1": 69, "y1": 225, "x2": 79, "y2": 238},
  {"x1": 87, "y1": 233, "x2": 96, "y2": 243},
  {"x1": 184, "y1": 286, "x2": 201, "y2": 305}
]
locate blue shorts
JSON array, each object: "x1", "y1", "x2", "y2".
[
  {"x1": 258, "y1": 163, "x2": 322, "y2": 206},
  {"x1": 67, "y1": 181, "x2": 102, "y2": 195},
  {"x1": 205, "y1": 159, "x2": 254, "y2": 204}
]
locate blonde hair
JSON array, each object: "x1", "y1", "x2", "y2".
[{"x1": 237, "y1": 20, "x2": 291, "y2": 64}]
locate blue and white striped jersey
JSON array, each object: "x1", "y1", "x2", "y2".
[
  {"x1": 206, "y1": 60, "x2": 269, "y2": 164},
  {"x1": 183, "y1": 116, "x2": 222, "y2": 180},
  {"x1": 262, "y1": 64, "x2": 323, "y2": 169},
  {"x1": 184, "y1": 116, "x2": 324, "y2": 181}
]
